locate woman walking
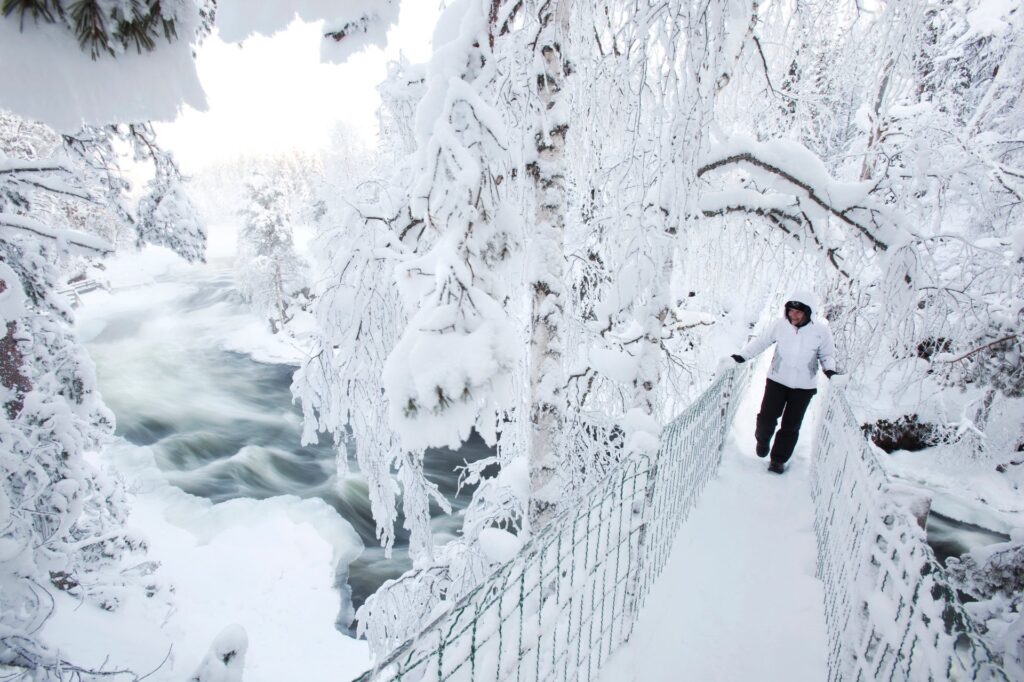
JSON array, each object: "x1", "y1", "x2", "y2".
[{"x1": 730, "y1": 291, "x2": 839, "y2": 474}]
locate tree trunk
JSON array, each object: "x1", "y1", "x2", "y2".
[
  {"x1": 971, "y1": 387, "x2": 997, "y2": 460},
  {"x1": 0, "y1": 279, "x2": 30, "y2": 418},
  {"x1": 527, "y1": 0, "x2": 570, "y2": 529}
]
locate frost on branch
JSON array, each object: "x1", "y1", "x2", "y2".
[
  {"x1": 292, "y1": 201, "x2": 404, "y2": 555},
  {"x1": 356, "y1": 452, "x2": 529, "y2": 662},
  {"x1": 292, "y1": 49, "x2": 437, "y2": 564},
  {"x1": 697, "y1": 134, "x2": 909, "y2": 265},
  {"x1": 129, "y1": 123, "x2": 206, "y2": 262},
  {"x1": 342, "y1": 0, "x2": 529, "y2": 660},
  {"x1": 62, "y1": 121, "x2": 207, "y2": 261}
]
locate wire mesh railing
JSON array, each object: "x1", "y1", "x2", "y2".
[
  {"x1": 811, "y1": 386, "x2": 1009, "y2": 681},
  {"x1": 355, "y1": 364, "x2": 753, "y2": 681}
]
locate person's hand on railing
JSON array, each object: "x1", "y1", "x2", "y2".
[
  {"x1": 716, "y1": 355, "x2": 742, "y2": 373},
  {"x1": 825, "y1": 370, "x2": 848, "y2": 387}
]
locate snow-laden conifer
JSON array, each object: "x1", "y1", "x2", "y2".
[{"x1": 235, "y1": 175, "x2": 309, "y2": 333}]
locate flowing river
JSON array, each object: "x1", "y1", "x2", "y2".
[{"x1": 77, "y1": 256, "x2": 491, "y2": 633}]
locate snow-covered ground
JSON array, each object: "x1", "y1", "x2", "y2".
[
  {"x1": 602, "y1": 367, "x2": 828, "y2": 681},
  {"x1": 42, "y1": 442, "x2": 371, "y2": 681}
]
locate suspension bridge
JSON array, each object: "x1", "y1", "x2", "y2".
[{"x1": 355, "y1": 363, "x2": 1010, "y2": 681}]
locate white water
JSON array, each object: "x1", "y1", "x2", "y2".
[{"x1": 62, "y1": 247, "x2": 489, "y2": 679}]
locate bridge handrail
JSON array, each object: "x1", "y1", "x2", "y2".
[
  {"x1": 58, "y1": 277, "x2": 106, "y2": 307},
  {"x1": 356, "y1": 364, "x2": 753, "y2": 681},
  {"x1": 811, "y1": 386, "x2": 1009, "y2": 681}
]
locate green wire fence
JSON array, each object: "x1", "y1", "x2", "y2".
[
  {"x1": 355, "y1": 364, "x2": 753, "y2": 681},
  {"x1": 811, "y1": 386, "x2": 1010, "y2": 681}
]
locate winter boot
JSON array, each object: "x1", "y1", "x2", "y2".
[
  {"x1": 756, "y1": 442, "x2": 769, "y2": 458},
  {"x1": 767, "y1": 461, "x2": 785, "y2": 474}
]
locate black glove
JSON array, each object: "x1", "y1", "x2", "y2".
[
  {"x1": 731, "y1": 354, "x2": 745, "y2": 363},
  {"x1": 824, "y1": 370, "x2": 837, "y2": 379}
]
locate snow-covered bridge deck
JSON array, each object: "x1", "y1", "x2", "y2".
[{"x1": 602, "y1": 371, "x2": 828, "y2": 680}]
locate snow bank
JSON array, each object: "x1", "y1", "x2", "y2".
[
  {"x1": 191, "y1": 624, "x2": 248, "y2": 682},
  {"x1": 885, "y1": 449, "x2": 1024, "y2": 535},
  {"x1": 41, "y1": 441, "x2": 370, "y2": 682}
]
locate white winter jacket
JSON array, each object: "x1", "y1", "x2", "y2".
[{"x1": 739, "y1": 296, "x2": 837, "y2": 390}]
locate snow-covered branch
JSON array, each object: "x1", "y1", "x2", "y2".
[
  {"x1": 697, "y1": 138, "x2": 897, "y2": 251},
  {"x1": 1, "y1": 212, "x2": 113, "y2": 255}
]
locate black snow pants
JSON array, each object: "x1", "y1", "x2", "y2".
[{"x1": 755, "y1": 378, "x2": 816, "y2": 465}]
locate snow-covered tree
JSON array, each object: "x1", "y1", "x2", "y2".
[
  {"x1": 524, "y1": 0, "x2": 570, "y2": 526},
  {"x1": 293, "y1": 0, "x2": 536, "y2": 657},
  {"x1": 713, "y1": 0, "x2": 1020, "y2": 451},
  {"x1": 187, "y1": 150, "x2": 328, "y2": 227},
  {"x1": 235, "y1": 175, "x2": 308, "y2": 333},
  {"x1": 8, "y1": 0, "x2": 1018, "y2": 671},
  {"x1": 1, "y1": 107, "x2": 203, "y2": 682},
  {"x1": 62, "y1": 122, "x2": 206, "y2": 260},
  {"x1": 0, "y1": 112, "x2": 163, "y2": 677},
  {"x1": 291, "y1": 56, "x2": 433, "y2": 578}
]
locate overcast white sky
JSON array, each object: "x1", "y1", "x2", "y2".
[{"x1": 155, "y1": 2, "x2": 441, "y2": 173}]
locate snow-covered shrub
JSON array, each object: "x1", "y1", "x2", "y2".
[
  {"x1": 0, "y1": 228, "x2": 146, "y2": 675},
  {"x1": 190, "y1": 624, "x2": 248, "y2": 682},
  {"x1": 946, "y1": 534, "x2": 1024, "y2": 676}
]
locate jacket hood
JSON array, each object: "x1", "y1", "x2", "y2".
[{"x1": 785, "y1": 289, "x2": 819, "y2": 319}]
